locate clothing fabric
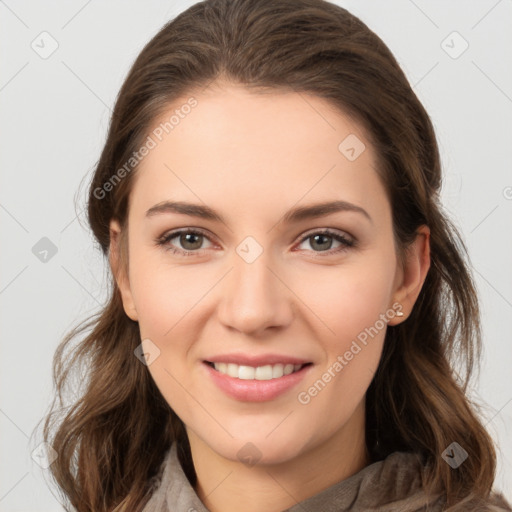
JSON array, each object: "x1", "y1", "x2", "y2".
[{"x1": 141, "y1": 442, "x2": 512, "y2": 511}]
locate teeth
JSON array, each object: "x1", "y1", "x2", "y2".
[{"x1": 212, "y1": 362, "x2": 303, "y2": 380}]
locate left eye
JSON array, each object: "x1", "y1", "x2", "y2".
[
  {"x1": 156, "y1": 228, "x2": 355, "y2": 257},
  {"x1": 296, "y1": 230, "x2": 354, "y2": 253}
]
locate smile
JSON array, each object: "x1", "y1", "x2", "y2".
[
  {"x1": 206, "y1": 361, "x2": 310, "y2": 380},
  {"x1": 203, "y1": 361, "x2": 314, "y2": 402}
]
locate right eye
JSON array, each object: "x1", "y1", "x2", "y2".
[{"x1": 156, "y1": 228, "x2": 215, "y2": 257}]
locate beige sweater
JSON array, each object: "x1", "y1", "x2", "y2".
[{"x1": 142, "y1": 443, "x2": 511, "y2": 511}]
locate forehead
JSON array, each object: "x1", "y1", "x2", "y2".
[{"x1": 129, "y1": 83, "x2": 388, "y2": 225}]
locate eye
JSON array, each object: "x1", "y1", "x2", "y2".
[
  {"x1": 156, "y1": 228, "x2": 214, "y2": 256},
  {"x1": 295, "y1": 229, "x2": 355, "y2": 256}
]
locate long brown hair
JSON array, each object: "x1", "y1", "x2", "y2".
[{"x1": 37, "y1": 0, "x2": 505, "y2": 510}]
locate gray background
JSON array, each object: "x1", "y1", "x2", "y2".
[{"x1": 1, "y1": 0, "x2": 511, "y2": 510}]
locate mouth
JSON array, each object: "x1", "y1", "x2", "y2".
[
  {"x1": 204, "y1": 361, "x2": 313, "y2": 381},
  {"x1": 202, "y1": 359, "x2": 314, "y2": 402}
]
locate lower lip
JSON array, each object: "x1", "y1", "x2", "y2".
[{"x1": 203, "y1": 362, "x2": 313, "y2": 402}]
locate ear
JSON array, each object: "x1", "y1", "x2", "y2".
[
  {"x1": 109, "y1": 219, "x2": 138, "y2": 322},
  {"x1": 387, "y1": 225, "x2": 431, "y2": 325}
]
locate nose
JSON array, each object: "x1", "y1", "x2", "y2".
[{"x1": 216, "y1": 251, "x2": 294, "y2": 336}]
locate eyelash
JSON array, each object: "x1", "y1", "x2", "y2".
[{"x1": 155, "y1": 227, "x2": 356, "y2": 258}]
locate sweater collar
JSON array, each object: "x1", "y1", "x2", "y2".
[{"x1": 142, "y1": 442, "x2": 444, "y2": 511}]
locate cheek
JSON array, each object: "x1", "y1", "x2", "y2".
[
  {"x1": 297, "y1": 273, "x2": 391, "y2": 428},
  {"x1": 297, "y1": 254, "x2": 394, "y2": 399},
  {"x1": 129, "y1": 248, "x2": 208, "y2": 335},
  {"x1": 300, "y1": 256, "x2": 395, "y2": 340},
  {"x1": 128, "y1": 250, "x2": 208, "y2": 421}
]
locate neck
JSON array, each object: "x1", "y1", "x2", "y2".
[{"x1": 188, "y1": 402, "x2": 369, "y2": 512}]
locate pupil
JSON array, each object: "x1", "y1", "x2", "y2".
[
  {"x1": 182, "y1": 233, "x2": 201, "y2": 250},
  {"x1": 312, "y1": 234, "x2": 331, "y2": 251}
]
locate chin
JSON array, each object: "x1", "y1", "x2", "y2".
[{"x1": 199, "y1": 429, "x2": 310, "y2": 467}]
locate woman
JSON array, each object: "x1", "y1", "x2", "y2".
[{"x1": 41, "y1": 0, "x2": 512, "y2": 510}]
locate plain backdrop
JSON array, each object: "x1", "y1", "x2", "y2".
[{"x1": 1, "y1": 0, "x2": 511, "y2": 510}]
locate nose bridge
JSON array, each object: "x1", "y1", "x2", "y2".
[{"x1": 217, "y1": 241, "x2": 293, "y2": 334}]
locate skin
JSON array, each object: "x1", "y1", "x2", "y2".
[{"x1": 109, "y1": 81, "x2": 430, "y2": 512}]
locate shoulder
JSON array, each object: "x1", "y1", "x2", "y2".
[
  {"x1": 364, "y1": 452, "x2": 512, "y2": 511},
  {"x1": 441, "y1": 491, "x2": 512, "y2": 511}
]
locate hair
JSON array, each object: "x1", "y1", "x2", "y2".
[{"x1": 37, "y1": 0, "x2": 505, "y2": 510}]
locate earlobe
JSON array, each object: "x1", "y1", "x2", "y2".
[
  {"x1": 109, "y1": 219, "x2": 139, "y2": 322},
  {"x1": 388, "y1": 225, "x2": 431, "y2": 325}
]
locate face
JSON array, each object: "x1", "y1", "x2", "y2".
[{"x1": 110, "y1": 82, "x2": 429, "y2": 466}]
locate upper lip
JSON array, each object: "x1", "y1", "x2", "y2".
[{"x1": 204, "y1": 353, "x2": 312, "y2": 367}]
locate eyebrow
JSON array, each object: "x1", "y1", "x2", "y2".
[{"x1": 145, "y1": 200, "x2": 373, "y2": 225}]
